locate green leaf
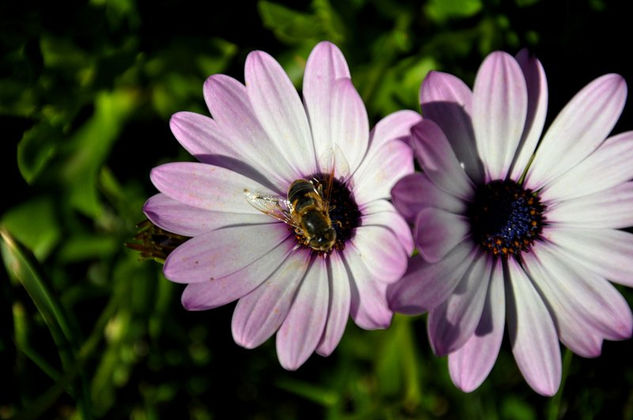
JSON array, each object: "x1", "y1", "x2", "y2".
[
  {"x1": 276, "y1": 378, "x2": 339, "y2": 407},
  {"x1": 17, "y1": 122, "x2": 60, "y2": 184},
  {"x1": 258, "y1": 1, "x2": 321, "y2": 44},
  {"x1": 57, "y1": 235, "x2": 119, "y2": 262},
  {"x1": 502, "y1": 396, "x2": 537, "y2": 420},
  {"x1": 425, "y1": 0, "x2": 483, "y2": 24},
  {"x1": 1, "y1": 228, "x2": 92, "y2": 419},
  {"x1": 2, "y1": 197, "x2": 61, "y2": 260},
  {"x1": 61, "y1": 88, "x2": 139, "y2": 217},
  {"x1": 1, "y1": 228, "x2": 77, "y2": 362},
  {"x1": 195, "y1": 38, "x2": 238, "y2": 76}
]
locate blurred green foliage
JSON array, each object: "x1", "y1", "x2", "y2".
[{"x1": 1, "y1": 0, "x2": 633, "y2": 419}]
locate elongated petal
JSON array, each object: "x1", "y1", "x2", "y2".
[
  {"x1": 428, "y1": 254, "x2": 492, "y2": 355},
  {"x1": 541, "y1": 131, "x2": 633, "y2": 201},
  {"x1": 163, "y1": 223, "x2": 289, "y2": 283},
  {"x1": 328, "y1": 78, "x2": 369, "y2": 176},
  {"x1": 169, "y1": 111, "x2": 223, "y2": 160},
  {"x1": 150, "y1": 162, "x2": 274, "y2": 213},
  {"x1": 349, "y1": 226, "x2": 408, "y2": 284},
  {"x1": 526, "y1": 74, "x2": 627, "y2": 189},
  {"x1": 345, "y1": 251, "x2": 393, "y2": 329},
  {"x1": 472, "y1": 51, "x2": 528, "y2": 180},
  {"x1": 506, "y1": 259, "x2": 561, "y2": 396},
  {"x1": 524, "y1": 249, "x2": 601, "y2": 357},
  {"x1": 316, "y1": 252, "x2": 351, "y2": 356},
  {"x1": 509, "y1": 49, "x2": 548, "y2": 180},
  {"x1": 232, "y1": 250, "x2": 311, "y2": 348},
  {"x1": 414, "y1": 208, "x2": 469, "y2": 263},
  {"x1": 546, "y1": 181, "x2": 633, "y2": 229},
  {"x1": 369, "y1": 110, "x2": 422, "y2": 150},
  {"x1": 169, "y1": 112, "x2": 284, "y2": 192},
  {"x1": 526, "y1": 244, "x2": 632, "y2": 356},
  {"x1": 448, "y1": 260, "x2": 504, "y2": 392},
  {"x1": 420, "y1": 71, "x2": 484, "y2": 183},
  {"x1": 181, "y1": 237, "x2": 295, "y2": 310},
  {"x1": 360, "y1": 199, "x2": 414, "y2": 256},
  {"x1": 144, "y1": 193, "x2": 271, "y2": 236},
  {"x1": 202, "y1": 74, "x2": 297, "y2": 185},
  {"x1": 544, "y1": 227, "x2": 633, "y2": 287},
  {"x1": 245, "y1": 50, "x2": 317, "y2": 176},
  {"x1": 352, "y1": 138, "x2": 414, "y2": 204},
  {"x1": 277, "y1": 257, "x2": 329, "y2": 370},
  {"x1": 387, "y1": 243, "x2": 476, "y2": 314},
  {"x1": 304, "y1": 42, "x2": 350, "y2": 164},
  {"x1": 392, "y1": 173, "x2": 467, "y2": 223},
  {"x1": 410, "y1": 119, "x2": 474, "y2": 200}
]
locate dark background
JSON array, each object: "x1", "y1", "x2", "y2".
[{"x1": 2, "y1": 0, "x2": 633, "y2": 419}]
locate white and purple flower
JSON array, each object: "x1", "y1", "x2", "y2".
[
  {"x1": 389, "y1": 50, "x2": 633, "y2": 395},
  {"x1": 144, "y1": 42, "x2": 420, "y2": 369}
]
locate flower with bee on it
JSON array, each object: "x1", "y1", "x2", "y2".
[{"x1": 143, "y1": 41, "x2": 420, "y2": 369}]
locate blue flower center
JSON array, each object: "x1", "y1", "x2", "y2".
[{"x1": 467, "y1": 180, "x2": 545, "y2": 258}]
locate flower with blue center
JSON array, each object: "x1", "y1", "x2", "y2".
[
  {"x1": 144, "y1": 42, "x2": 420, "y2": 370},
  {"x1": 389, "y1": 50, "x2": 633, "y2": 395}
]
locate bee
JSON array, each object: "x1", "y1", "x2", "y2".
[
  {"x1": 244, "y1": 177, "x2": 337, "y2": 252},
  {"x1": 244, "y1": 146, "x2": 352, "y2": 253}
]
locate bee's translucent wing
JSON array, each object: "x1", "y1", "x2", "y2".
[
  {"x1": 317, "y1": 144, "x2": 351, "y2": 201},
  {"x1": 244, "y1": 189, "x2": 295, "y2": 226},
  {"x1": 318, "y1": 144, "x2": 351, "y2": 179}
]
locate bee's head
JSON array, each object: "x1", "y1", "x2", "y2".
[{"x1": 309, "y1": 227, "x2": 337, "y2": 252}]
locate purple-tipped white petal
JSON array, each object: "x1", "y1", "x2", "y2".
[
  {"x1": 349, "y1": 226, "x2": 408, "y2": 284},
  {"x1": 328, "y1": 78, "x2": 369, "y2": 175},
  {"x1": 420, "y1": 71, "x2": 484, "y2": 183},
  {"x1": 277, "y1": 257, "x2": 329, "y2": 370},
  {"x1": 526, "y1": 244, "x2": 632, "y2": 355},
  {"x1": 448, "y1": 260, "x2": 505, "y2": 392},
  {"x1": 506, "y1": 258, "x2": 561, "y2": 396},
  {"x1": 414, "y1": 208, "x2": 469, "y2": 263},
  {"x1": 391, "y1": 172, "x2": 467, "y2": 224},
  {"x1": 410, "y1": 120, "x2": 474, "y2": 200},
  {"x1": 540, "y1": 131, "x2": 633, "y2": 201},
  {"x1": 169, "y1": 112, "x2": 285, "y2": 191},
  {"x1": 546, "y1": 181, "x2": 633, "y2": 229},
  {"x1": 369, "y1": 110, "x2": 422, "y2": 150},
  {"x1": 164, "y1": 223, "x2": 289, "y2": 284},
  {"x1": 387, "y1": 242, "x2": 476, "y2": 315},
  {"x1": 472, "y1": 51, "x2": 528, "y2": 180},
  {"x1": 201, "y1": 75, "x2": 297, "y2": 186},
  {"x1": 350, "y1": 110, "x2": 421, "y2": 203},
  {"x1": 169, "y1": 112, "x2": 223, "y2": 161},
  {"x1": 544, "y1": 227, "x2": 633, "y2": 287},
  {"x1": 509, "y1": 49, "x2": 548, "y2": 180},
  {"x1": 182, "y1": 237, "x2": 296, "y2": 310},
  {"x1": 524, "y1": 249, "x2": 601, "y2": 357},
  {"x1": 316, "y1": 252, "x2": 351, "y2": 356},
  {"x1": 304, "y1": 42, "x2": 350, "y2": 164},
  {"x1": 360, "y1": 199, "x2": 414, "y2": 256},
  {"x1": 144, "y1": 193, "x2": 271, "y2": 237},
  {"x1": 150, "y1": 162, "x2": 273, "y2": 213},
  {"x1": 245, "y1": 50, "x2": 317, "y2": 176},
  {"x1": 232, "y1": 251, "x2": 311, "y2": 349},
  {"x1": 345, "y1": 251, "x2": 393, "y2": 329},
  {"x1": 428, "y1": 253, "x2": 492, "y2": 355},
  {"x1": 526, "y1": 74, "x2": 627, "y2": 189},
  {"x1": 352, "y1": 138, "x2": 414, "y2": 204}
]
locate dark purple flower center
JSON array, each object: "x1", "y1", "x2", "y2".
[{"x1": 467, "y1": 180, "x2": 545, "y2": 258}]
